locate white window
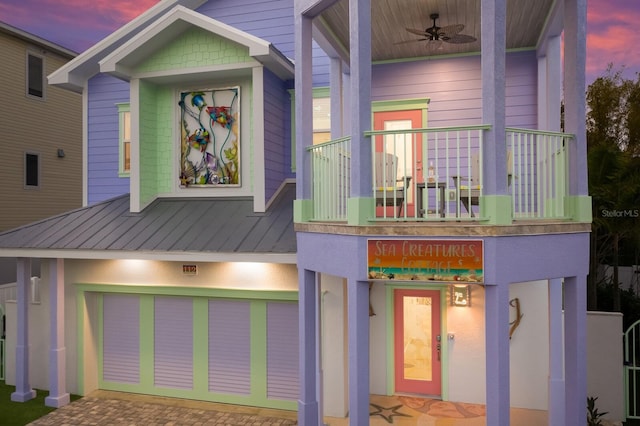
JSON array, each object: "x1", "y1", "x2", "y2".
[
  {"x1": 312, "y1": 95, "x2": 331, "y2": 145},
  {"x1": 289, "y1": 87, "x2": 332, "y2": 171},
  {"x1": 116, "y1": 103, "x2": 131, "y2": 175}
]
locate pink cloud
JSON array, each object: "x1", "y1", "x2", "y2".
[
  {"x1": 0, "y1": 0, "x2": 159, "y2": 51},
  {"x1": 586, "y1": 0, "x2": 640, "y2": 80}
]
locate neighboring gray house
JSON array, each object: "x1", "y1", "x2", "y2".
[{"x1": 0, "y1": 22, "x2": 81, "y2": 283}]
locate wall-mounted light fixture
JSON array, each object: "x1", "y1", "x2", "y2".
[
  {"x1": 57, "y1": 149, "x2": 65, "y2": 158},
  {"x1": 451, "y1": 285, "x2": 471, "y2": 307}
]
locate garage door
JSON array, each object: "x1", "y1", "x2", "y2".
[{"x1": 100, "y1": 293, "x2": 298, "y2": 410}]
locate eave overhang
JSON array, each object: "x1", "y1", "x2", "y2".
[{"x1": 99, "y1": 6, "x2": 294, "y2": 82}]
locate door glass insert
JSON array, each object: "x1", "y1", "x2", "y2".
[{"x1": 402, "y1": 295, "x2": 432, "y2": 381}]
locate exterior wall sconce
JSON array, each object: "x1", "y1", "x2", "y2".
[
  {"x1": 452, "y1": 285, "x2": 471, "y2": 307},
  {"x1": 57, "y1": 149, "x2": 65, "y2": 158}
]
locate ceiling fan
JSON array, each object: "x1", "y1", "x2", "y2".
[{"x1": 400, "y1": 13, "x2": 477, "y2": 50}]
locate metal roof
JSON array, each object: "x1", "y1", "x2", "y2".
[{"x1": 0, "y1": 183, "x2": 296, "y2": 263}]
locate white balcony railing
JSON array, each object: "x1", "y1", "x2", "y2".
[
  {"x1": 308, "y1": 136, "x2": 351, "y2": 221},
  {"x1": 507, "y1": 128, "x2": 573, "y2": 219},
  {"x1": 368, "y1": 125, "x2": 490, "y2": 220},
  {"x1": 305, "y1": 126, "x2": 573, "y2": 222}
]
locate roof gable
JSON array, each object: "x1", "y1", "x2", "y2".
[
  {"x1": 134, "y1": 26, "x2": 254, "y2": 75},
  {"x1": 100, "y1": 6, "x2": 293, "y2": 81}
]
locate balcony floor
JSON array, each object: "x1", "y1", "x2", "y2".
[{"x1": 296, "y1": 220, "x2": 591, "y2": 237}]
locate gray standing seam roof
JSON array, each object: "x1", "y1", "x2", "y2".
[{"x1": 0, "y1": 183, "x2": 296, "y2": 256}]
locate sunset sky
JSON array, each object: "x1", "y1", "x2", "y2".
[{"x1": 0, "y1": 0, "x2": 638, "y2": 84}]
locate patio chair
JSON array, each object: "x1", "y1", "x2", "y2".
[
  {"x1": 453, "y1": 151, "x2": 513, "y2": 217},
  {"x1": 374, "y1": 153, "x2": 411, "y2": 216}
]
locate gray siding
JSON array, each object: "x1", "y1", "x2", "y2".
[{"x1": 0, "y1": 29, "x2": 82, "y2": 231}]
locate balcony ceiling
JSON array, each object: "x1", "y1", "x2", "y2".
[{"x1": 318, "y1": 0, "x2": 555, "y2": 62}]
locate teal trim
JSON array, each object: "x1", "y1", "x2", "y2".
[
  {"x1": 371, "y1": 98, "x2": 430, "y2": 113},
  {"x1": 313, "y1": 87, "x2": 330, "y2": 98},
  {"x1": 294, "y1": 199, "x2": 314, "y2": 223},
  {"x1": 347, "y1": 197, "x2": 375, "y2": 225},
  {"x1": 371, "y1": 47, "x2": 536, "y2": 66},
  {"x1": 440, "y1": 287, "x2": 449, "y2": 401},
  {"x1": 75, "y1": 290, "x2": 83, "y2": 395},
  {"x1": 193, "y1": 298, "x2": 209, "y2": 394},
  {"x1": 139, "y1": 296, "x2": 154, "y2": 389},
  {"x1": 74, "y1": 283, "x2": 298, "y2": 301},
  {"x1": 480, "y1": 195, "x2": 512, "y2": 225},
  {"x1": 96, "y1": 295, "x2": 104, "y2": 390},
  {"x1": 565, "y1": 195, "x2": 593, "y2": 222},
  {"x1": 83, "y1": 283, "x2": 298, "y2": 411},
  {"x1": 385, "y1": 286, "x2": 394, "y2": 395}
]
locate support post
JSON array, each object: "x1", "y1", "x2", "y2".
[
  {"x1": 484, "y1": 282, "x2": 510, "y2": 424},
  {"x1": 564, "y1": 275, "x2": 587, "y2": 426},
  {"x1": 45, "y1": 258, "x2": 70, "y2": 407},
  {"x1": 347, "y1": 279, "x2": 369, "y2": 425},
  {"x1": 347, "y1": 0, "x2": 372, "y2": 225},
  {"x1": 548, "y1": 278, "x2": 565, "y2": 425},
  {"x1": 11, "y1": 257, "x2": 36, "y2": 402},
  {"x1": 480, "y1": 0, "x2": 510, "y2": 224},
  {"x1": 298, "y1": 269, "x2": 319, "y2": 425}
]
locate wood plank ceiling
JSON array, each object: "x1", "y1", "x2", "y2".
[{"x1": 318, "y1": 0, "x2": 555, "y2": 62}]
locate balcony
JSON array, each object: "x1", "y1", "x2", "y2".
[{"x1": 306, "y1": 126, "x2": 574, "y2": 223}]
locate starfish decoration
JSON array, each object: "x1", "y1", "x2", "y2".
[{"x1": 369, "y1": 403, "x2": 412, "y2": 423}]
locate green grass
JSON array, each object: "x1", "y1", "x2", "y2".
[{"x1": 0, "y1": 381, "x2": 81, "y2": 426}]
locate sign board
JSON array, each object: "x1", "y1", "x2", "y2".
[
  {"x1": 367, "y1": 239, "x2": 483, "y2": 283},
  {"x1": 182, "y1": 264, "x2": 198, "y2": 275}
]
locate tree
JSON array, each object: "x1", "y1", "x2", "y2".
[{"x1": 587, "y1": 66, "x2": 640, "y2": 312}]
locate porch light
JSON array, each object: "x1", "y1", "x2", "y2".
[{"x1": 451, "y1": 285, "x2": 471, "y2": 307}]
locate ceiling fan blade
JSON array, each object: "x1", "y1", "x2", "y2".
[
  {"x1": 394, "y1": 38, "x2": 428, "y2": 45},
  {"x1": 406, "y1": 28, "x2": 429, "y2": 37},
  {"x1": 438, "y1": 23, "x2": 464, "y2": 37},
  {"x1": 444, "y1": 34, "x2": 477, "y2": 44}
]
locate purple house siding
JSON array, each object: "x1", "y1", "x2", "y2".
[
  {"x1": 196, "y1": 0, "x2": 329, "y2": 86},
  {"x1": 87, "y1": 74, "x2": 130, "y2": 205},
  {"x1": 263, "y1": 69, "x2": 291, "y2": 201},
  {"x1": 197, "y1": 0, "x2": 294, "y2": 57},
  {"x1": 372, "y1": 50, "x2": 537, "y2": 129}
]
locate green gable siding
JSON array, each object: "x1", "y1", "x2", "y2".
[
  {"x1": 139, "y1": 80, "x2": 158, "y2": 206},
  {"x1": 139, "y1": 81, "x2": 173, "y2": 205},
  {"x1": 136, "y1": 27, "x2": 254, "y2": 74}
]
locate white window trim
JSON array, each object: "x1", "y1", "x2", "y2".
[{"x1": 116, "y1": 103, "x2": 131, "y2": 177}]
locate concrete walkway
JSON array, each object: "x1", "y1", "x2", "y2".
[
  {"x1": 27, "y1": 390, "x2": 552, "y2": 425},
  {"x1": 28, "y1": 390, "x2": 298, "y2": 425}
]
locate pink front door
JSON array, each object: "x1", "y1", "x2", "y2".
[
  {"x1": 393, "y1": 288, "x2": 442, "y2": 395},
  {"x1": 373, "y1": 110, "x2": 424, "y2": 217}
]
